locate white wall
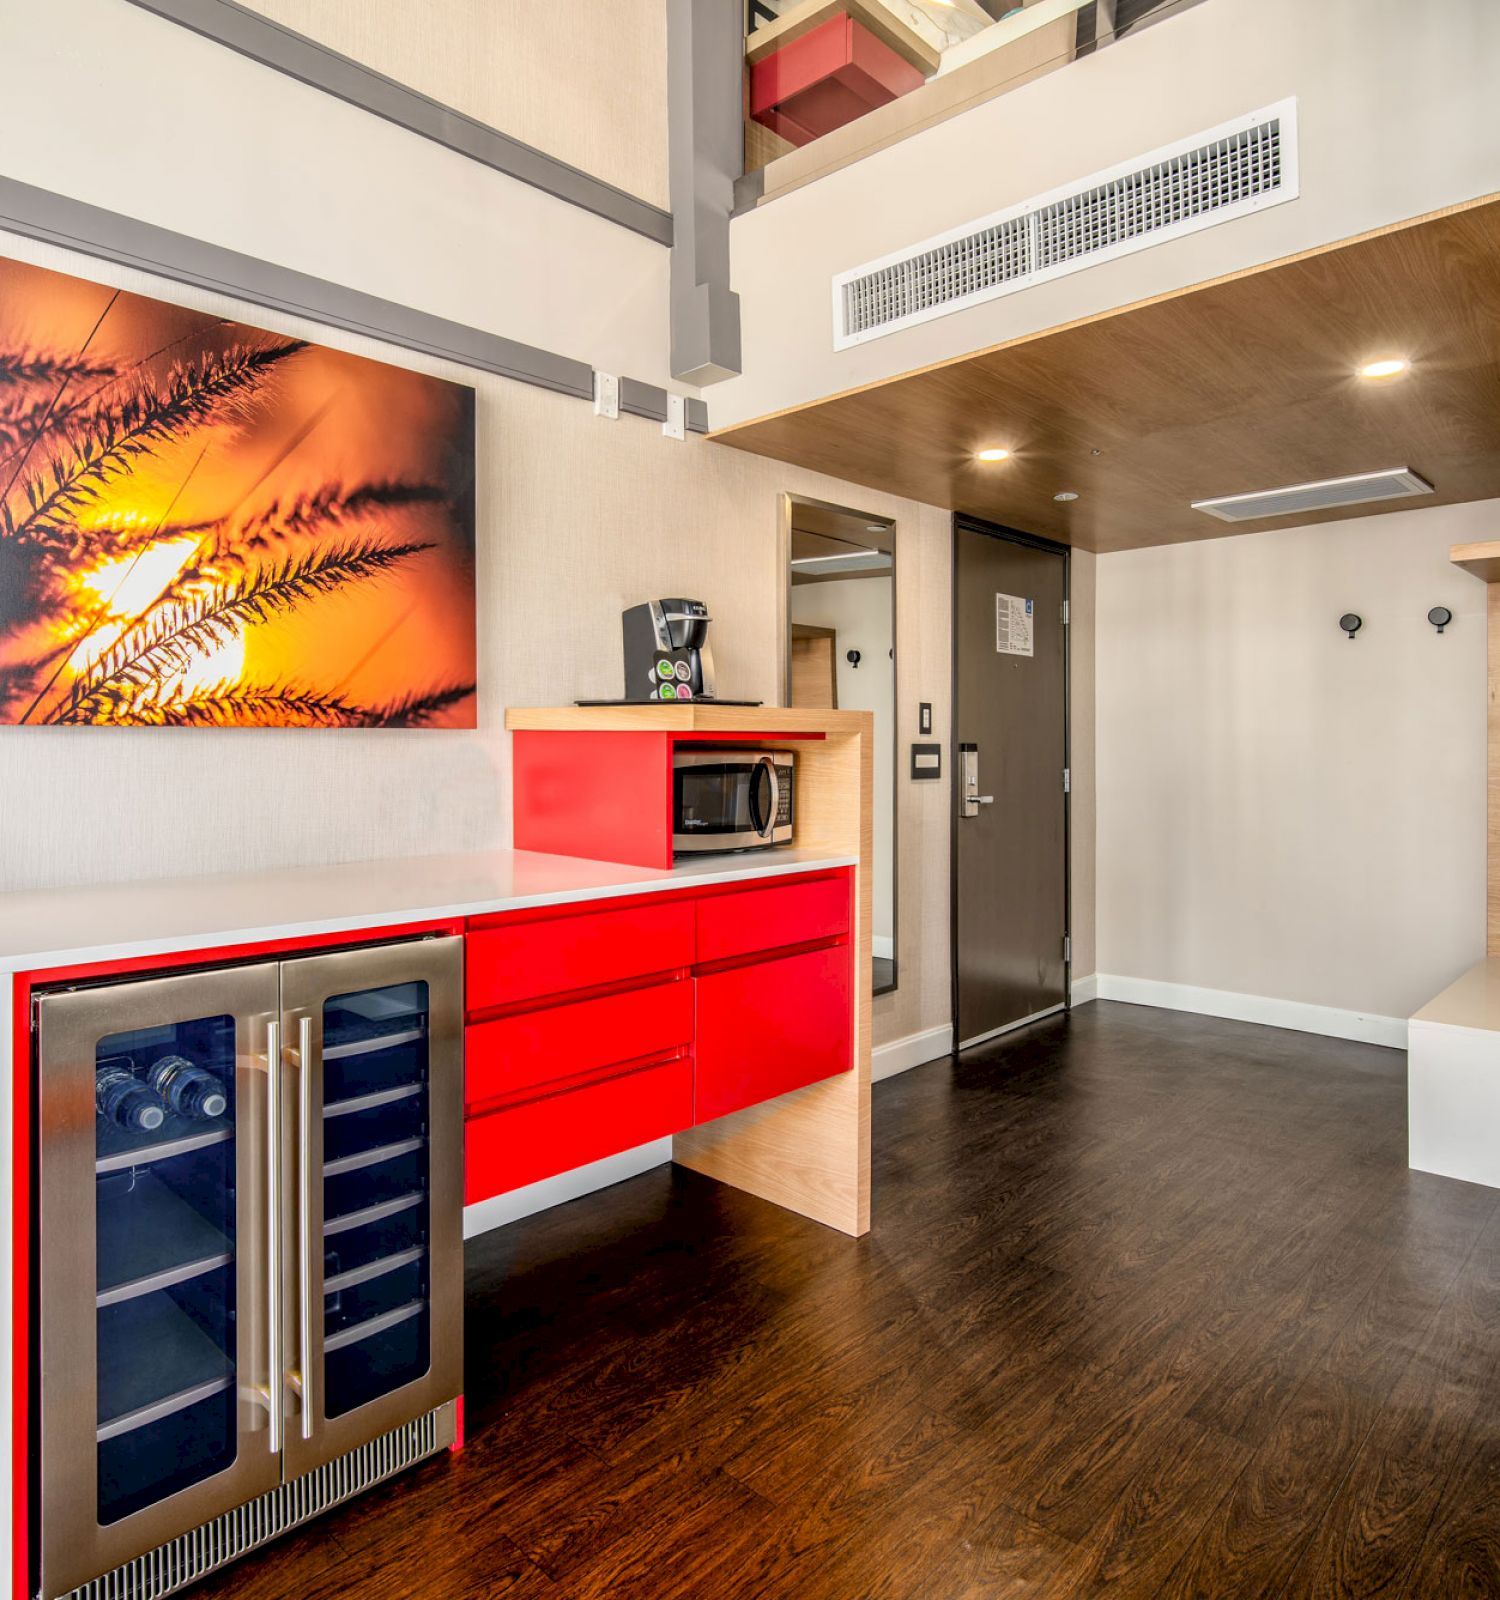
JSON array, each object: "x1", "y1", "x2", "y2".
[
  {"x1": 1095, "y1": 500, "x2": 1489, "y2": 1025},
  {"x1": 717, "y1": 0, "x2": 1500, "y2": 429},
  {"x1": 237, "y1": 0, "x2": 671, "y2": 209},
  {"x1": 789, "y1": 575, "x2": 896, "y2": 953}
]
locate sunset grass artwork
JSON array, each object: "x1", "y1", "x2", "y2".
[{"x1": 0, "y1": 255, "x2": 476, "y2": 727}]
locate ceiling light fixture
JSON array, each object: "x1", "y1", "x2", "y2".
[
  {"x1": 1053, "y1": 492, "x2": 1078, "y2": 503},
  {"x1": 1358, "y1": 357, "x2": 1408, "y2": 381},
  {"x1": 975, "y1": 448, "x2": 1011, "y2": 463}
]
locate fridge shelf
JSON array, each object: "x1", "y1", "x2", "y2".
[
  {"x1": 324, "y1": 1136, "x2": 425, "y2": 1177},
  {"x1": 323, "y1": 1026, "x2": 426, "y2": 1062},
  {"x1": 97, "y1": 1292, "x2": 234, "y2": 1443},
  {"x1": 324, "y1": 1191, "x2": 424, "y2": 1237},
  {"x1": 325, "y1": 1244, "x2": 426, "y2": 1295},
  {"x1": 324, "y1": 1081, "x2": 423, "y2": 1119},
  {"x1": 96, "y1": 1173, "x2": 232, "y2": 1308},
  {"x1": 324, "y1": 1300, "x2": 423, "y2": 1354},
  {"x1": 96, "y1": 1118, "x2": 231, "y2": 1176}
]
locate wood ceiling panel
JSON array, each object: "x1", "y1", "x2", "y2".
[{"x1": 713, "y1": 198, "x2": 1500, "y2": 553}]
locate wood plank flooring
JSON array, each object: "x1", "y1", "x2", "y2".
[{"x1": 199, "y1": 1001, "x2": 1500, "y2": 1599}]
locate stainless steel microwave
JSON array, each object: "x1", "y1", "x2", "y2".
[{"x1": 673, "y1": 749, "x2": 795, "y2": 853}]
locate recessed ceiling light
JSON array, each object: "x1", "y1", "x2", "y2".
[
  {"x1": 975, "y1": 448, "x2": 1011, "y2": 463},
  {"x1": 1053, "y1": 491, "x2": 1078, "y2": 503},
  {"x1": 1358, "y1": 357, "x2": 1408, "y2": 380}
]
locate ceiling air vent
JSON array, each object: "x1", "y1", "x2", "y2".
[
  {"x1": 1192, "y1": 468, "x2": 1435, "y2": 524},
  {"x1": 832, "y1": 99, "x2": 1297, "y2": 349}
]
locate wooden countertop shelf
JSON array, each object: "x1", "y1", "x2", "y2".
[{"x1": 1450, "y1": 541, "x2": 1500, "y2": 582}]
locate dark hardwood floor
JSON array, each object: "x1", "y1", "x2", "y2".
[{"x1": 200, "y1": 1001, "x2": 1500, "y2": 1599}]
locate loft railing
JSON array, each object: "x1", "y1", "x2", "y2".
[{"x1": 742, "y1": 0, "x2": 1211, "y2": 187}]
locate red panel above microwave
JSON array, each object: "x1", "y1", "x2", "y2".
[{"x1": 749, "y1": 15, "x2": 927, "y2": 148}]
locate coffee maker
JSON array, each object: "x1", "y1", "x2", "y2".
[{"x1": 621, "y1": 598, "x2": 717, "y2": 702}]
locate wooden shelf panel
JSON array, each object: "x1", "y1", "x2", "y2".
[{"x1": 1451, "y1": 541, "x2": 1500, "y2": 582}]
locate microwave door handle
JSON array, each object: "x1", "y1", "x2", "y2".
[{"x1": 757, "y1": 755, "x2": 779, "y2": 839}]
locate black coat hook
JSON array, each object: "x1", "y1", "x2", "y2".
[
  {"x1": 1428, "y1": 606, "x2": 1453, "y2": 634},
  {"x1": 846, "y1": 649, "x2": 861, "y2": 668},
  {"x1": 1339, "y1": 613, "x2": 1362, "y2": 640}
]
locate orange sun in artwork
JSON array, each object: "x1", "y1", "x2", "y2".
[{"x1": 0, "y1": 255, "x2": 476, "y2": 727}]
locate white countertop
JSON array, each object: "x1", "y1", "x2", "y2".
[
  {"x1": 1411, "y1": 958, "x2": 1500, "y2": 1033},
  {"x1": 0, "y1": 846, "x2": 857, "y2": 974}
]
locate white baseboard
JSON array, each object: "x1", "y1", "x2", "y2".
[
  {"x1": 1071, "y1": 973, "x2": 1099, "y2": 1006},
  {"x1": 463, "y1": 1138, "x2": 672, "y2": 1239},
  {"x1": 873, "y1": 934, "x2": 895, "y2": 961},
  {"x1": 872, "y1": 1023, "x2": 954, "y2": 1082},
  {"x1": 1094, "y1": 973, "x2": 1408, "y2": 1050}
]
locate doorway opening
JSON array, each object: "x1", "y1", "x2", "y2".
[{"x1": 780, "y1": 494, "x2": 898, "y2": 998}]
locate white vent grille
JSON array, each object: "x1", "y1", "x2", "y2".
[
  {"x1": 1192, "y1": 468, "x2": 1435, "y2": 524},
  {"x1": 833, "y1": 100, "x2": 1298, "y2": 348},
  {"x1": 59, "y1": 1407, "x2": 450, "y2": 1600}
]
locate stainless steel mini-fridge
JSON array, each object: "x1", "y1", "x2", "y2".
[{"x1": 32, "y1": 934, "x2": 464, "y2": 1600}]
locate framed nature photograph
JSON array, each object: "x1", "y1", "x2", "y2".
[{"x1": 0, "y1": 254, "x2": 477, "y2": 727}]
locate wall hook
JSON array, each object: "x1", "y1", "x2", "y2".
[
  {"x1": 1428, "y1": 606, "x2": 1453, "y2": 634},
  {"x1": 846, "y1": 649, "x2": 862, "y2": 668},
  {"x1": 1339, "y1": 613, "x2": 1362, "y2": 640}
]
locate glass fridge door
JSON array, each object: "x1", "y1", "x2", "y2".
[
  {"x1": 35, "y1": 963, "x2": 282, "y2": 1600},
  {"x1": 279, "y1": 936, "x2": 464, "y2": 1480}
]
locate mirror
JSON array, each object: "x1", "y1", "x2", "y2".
[{"x1": 781, "y1": 495, "x2": 897, "y2": 998}]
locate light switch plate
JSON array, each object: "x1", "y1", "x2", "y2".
[
  {"x1": 911, "y1": 743, "x2": 942, "y2": 780},
  {"x1": 662, "y1": 393, "x2": 686, "y2": 440},
  {"x1": 593, "y1": 371, "x2": 619, "y2": 419},
  {"x1": 919, "y1": 702, "x2": 932, "y2": 736}
]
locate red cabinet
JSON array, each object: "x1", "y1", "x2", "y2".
[
  {"x1": 461, "y1": 868, "x2": 854, "y2": 1204},
  {"x1": 694, "y1": 945, "x2": 852, "y2": 1123},
  {"x1": 695, "y1": 873, "x2": 850, "y2": 965},
  {"x1": 467, "y1": 897, "x2": 693, "y2": 1013},
  {"x1": 466, "y1": 979, "x2": 692, "y2": 1110},
  {"x1": 465, "y1": 1057, "x2": 694, "y2": 1202}
]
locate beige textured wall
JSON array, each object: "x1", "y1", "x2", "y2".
[
  {"x1": 239, "y1": 0, "x2": 670, "y2": 209},
  {"x1": 1095, "y1": 501, "x2": 1488, "y2": 1021},
  {"x1": 0, "y1": 232, "x2": 956, "y2": 1046}
]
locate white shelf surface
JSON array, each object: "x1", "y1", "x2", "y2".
[{"x1": 0, "y1": 846, "x2": 857, "y2": 975}]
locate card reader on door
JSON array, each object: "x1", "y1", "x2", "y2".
[{"x1": 960, "y1": 743, "x2": 993, "y2": 818}]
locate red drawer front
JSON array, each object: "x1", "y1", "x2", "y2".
[
  {"x1": 695, "y1": 873, "x2": 850, "y2": 966},
  {"x1": 466, "y1": 979, "x2": 692, "y2": 1108},
  {"x1": 694, "y1": 943, "x2": 852, "y2": 1123},
  {"x1": 464, "y1": 1056, "x2": 694, "y2": 1202},
  {"x1": 466, "y1": 898, "x2": 694, "y2": 1013}
]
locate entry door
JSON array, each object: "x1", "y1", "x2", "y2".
[
  {"x1": 953, "y1": 519, "x2": 1068, "y2": 1047},
  {"x1": 277, "y1": 936, "x2": 464, "y2": 1480}
]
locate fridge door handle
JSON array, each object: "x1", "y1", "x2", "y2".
[
  {"x1": 296, "y1": 1014, "x2": 316, "y2": 1441},
  {"x1": 265, "y1": 1018, "x2": 283, "y2": 1455}
]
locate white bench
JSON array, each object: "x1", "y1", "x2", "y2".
[{"x1": 1409, "y1": 959, "x2": 1500, "y2": 1188}]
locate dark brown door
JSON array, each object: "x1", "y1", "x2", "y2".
[{"x1": 953, "y1": 519, "x2": 1068, "y2": 1046}]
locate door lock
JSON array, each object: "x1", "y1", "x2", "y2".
[{"x1": 960, "y1": 744, "x2": 993, "y2": 818}]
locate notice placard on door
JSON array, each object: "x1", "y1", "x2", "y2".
[{"x1": 996, "y1": 593, "x2": 1034, "y2": 657}]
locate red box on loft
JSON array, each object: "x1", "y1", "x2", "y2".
[{"x1": 749, "y1": 14, "x2": 926, "y2": 147}]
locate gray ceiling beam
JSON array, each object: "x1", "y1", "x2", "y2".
[
  {"x1": 0, "y1": 176, "x2": 708, "y2": 432},
  {"x1": 666, "y1": 0, "x2": 744, "y2": 385}
]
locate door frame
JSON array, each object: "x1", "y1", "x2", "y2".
[{"x1": 948, "y1": 514, "x2": 1072, "y2": 1045}]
